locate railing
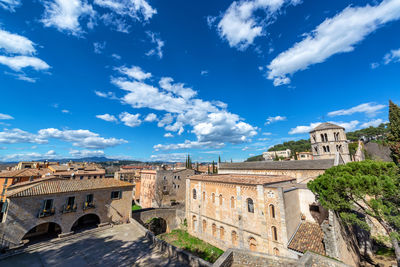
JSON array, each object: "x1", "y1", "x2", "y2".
[
  {"x1": 83, "y1": 202, "x2": 95, "y2": 210},
  {"x1": 38, "y1": 208, "x2": 55, "y2": 218},
  {"x1": 61, "y1": 204, "x2": 77, "y2": 213}
]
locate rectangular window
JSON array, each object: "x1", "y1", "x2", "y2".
[
  {"x1": 43, "y1": 199, "x2": 53, "y2": 210},
  {"x1": 67, "y1": 196, "x2": 75, "y2": 207},
  {"x1": 80, "y1": 176, "x2": 83, "y2": 180},
  {"x1": 86, "y1": 194, "x2": 94, "y2": 203},
  {"x1": 94, "y1": 176, "x2": 97, "y2": 179},
  {"x1": 111, "y1": 191, "x2": 121, "y2": 199}
]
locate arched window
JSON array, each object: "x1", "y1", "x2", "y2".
[
  {"x1": 247, "y1": 198, "x2": 254, "y2": 213},
  {"x1": 202, "y1": 191, "x2": 206, "y2": 201},
  {"x1": 219, "y1": 194, "x2": 223, "y2": 206},
  {"x1": 192, "y1": 189, "x2": 197, "y2": 199},
  {"x1": 192, "y1": 216, "x2": 197, "y2": 232},
  {"x1": 324, "y1": 133, "x2": 328, "y2": 142},
  {"x1": 326, "y1": 146, "x2": 330, "y2": 152},
  {"x1": 220, "y1": 226, "x2": 224, "y2": 240},
  {"x1": 202, "y1": 220, "x2": 207, "y2": 233},
  {"x1": 271, "y1": 226, "x2": 278, "y2": 241},
  {"x1": 269, "y1": 204, "x2": 275, "y2": 219},
  {"x1": 273, "y1": 247, "x2": 279, "y2": 256},
  {"x1": 231, "y1": 231, "x2": 238, "y2": 246},
  {"x1": 230, "y1": 196, "x2": 235, "y2": 208},
  {"x1": 249, "y1": 237, "x2": 257, "y2": 251},
  {"x1": 320, "y1": 134, "x2": 325, "y2": 142},
  {"x1": 212, "y1": 193, "x2": 215, "y2": 203},
  {"x1": 212, "y1": 223, "x2": 216, "y2": 237},
  {"x1": 323, "y1": 146, "x2": 327, "y2": 152}
]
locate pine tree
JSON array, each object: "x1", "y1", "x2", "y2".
[
  {"x1": 218, "y1": 155, "x2": 221, "y2": 163},
  {"x1": 388, "y1": 100, "x2": 400, "y2": 166}
]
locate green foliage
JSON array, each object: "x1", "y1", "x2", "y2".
[
  {"x1": 388, "y1": 100, "x2": 400, "y2": 166},
  {"x1": 245, "y1": 155, "x2": 264, "y2": 162},
  {"x1": 131, "y1": 204, "x2": 142, "y2": 211},
  {"x1": 308, "y1": 161, "x2": 400, "y2": 238},
  {"x1": 348, "y1": 142, "x2": 358, "y2": 158},
  {"x1": 346, "y1": 123, "x2": 389, "y2": 142},
  {"x1": 158, "y1": 229, "x2": 224, "y2": 263},
  {"x1": 268, "y1": 139, "x2": 311, "y2": 154}
]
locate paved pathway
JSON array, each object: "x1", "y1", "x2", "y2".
[{"x1": 0, "y1": 224, "x2": 188, "y2": 267}]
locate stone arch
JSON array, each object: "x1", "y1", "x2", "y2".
[
  {"x1": 219, "y1": 194, "x2": 223, "y2": 206},
  {"x1": 247, "y1": 198, "x2": 254, "y2": 213},
  {"x1": 192, "y1": 215, "x2": 197, "y2": 232},
  {"x1": 212, "y1": 223, "x2": 216, "y2": 237},
  {"x1": 231, "y1": 230, "x2": 238, "y2": 246},
  {"x1": 21, "y1": 222, "x2": 63, "y2": 243},
  {"x1": 71, "y1": 213, "x2": 100, "y2": 232},
  {"x1": 230, "y1": 196, "x2": 235, "y2": 208},
  {"x1": 273, "y1": 247, "x2": 279, "y2": 256},
  {"x1": 212, "y1": 193, "x2": 215, "y2": 203},
  {"x1": 192, "y1": 188, "x2": 197, "y2": 200},
  {"x1": 202, "y1": 219, "x2": 207, "y2": 233},
  {"x1": 219, "y1": 226, "x2": 224, "y2": 240},
  {"x1": 271, "y1": 226, "x2": 278, "y2": 241},
  {"x1": 248, "y1": 237, "x2": 257, "y2": 251}
]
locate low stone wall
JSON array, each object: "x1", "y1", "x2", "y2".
[
  {"x1": 212, "y1": 249, "x2": 351, "y2": 267},
  {"x1": 130, "y1": 218, "x2": 212, "y2": 267}
]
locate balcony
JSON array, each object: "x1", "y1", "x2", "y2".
[
  {"x1": 61, "y1": 204, "x2": 77, "y2": 214},
  {"x1": 38, "y1": 208, "x2": 55, "y2": 218},
  {"x1": 83, "y1": 202, "x2": 95, "y2": 210}
]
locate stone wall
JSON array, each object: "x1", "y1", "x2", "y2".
[
  {"x1": 2, "y1": 186, "x2": 132, "y2": 245},
  {"x1": 132, "y1": 208, "x2": 184, "y2": 233},
  {"x1": 213, "y1": 249, "x2": 352, "y2": 267},
  {"x1": 130, "y1": 218, "x2": 212, "y2": 267}
]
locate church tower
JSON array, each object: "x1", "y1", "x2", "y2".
[{"x1": 309, "y1": 123, "x2": 351, "y2": 163}]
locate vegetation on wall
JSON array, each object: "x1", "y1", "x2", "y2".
[
  {"x1": 346, "y1": 123, "x2": 389, "y2": 142},
  {"x1": 388, "y1": 100, "x2": 400, "y2": 166},
  {"x1": 308, "y1": 160, "x2": 400, "y2": 265}
]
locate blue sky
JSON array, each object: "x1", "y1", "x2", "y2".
[{"x1": 0, "y1": 0, "x2": 399, "y2": 162}]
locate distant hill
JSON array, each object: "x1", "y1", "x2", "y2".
[{"x1": 245, "y1": 155, "x2": 264, "y2": 162}]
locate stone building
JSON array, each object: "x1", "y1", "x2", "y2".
[
  {"x1": 139, "y1": 169, "x2": 197, "y2": 209},
  {"x1": 296, "y1": 152, "x2": 313, "y2": 161},
  {"x1": 186, "y1": 174, "x2": 325, "y2": 258},
  {"x1": 0, "y1": 177, "x2": 133, "y2": 247},
  {"x1": 114, "y1": 169, "x2": 141, "y2": 202},
  {"x1": 263, "y1": 149, "x2": 291, "y2": 161},
  {"x1": 309, "y1": 122, "x2": 351, "y2": 163}
]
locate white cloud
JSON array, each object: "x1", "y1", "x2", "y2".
[
  {"x1": 0, "y1": 29, "x2": 35, "y2": 55},
  {"x1": 265, "y1": 115, "x2": 286, "y2": 125},
  {"x1": 61, "y1": 109, "x2": 70, "y2": 113},
  {"x1": 111, "y1": 65, "x2": 257, "y2": 150},
  {"x1": 0, "y1": 150, "x2": 58, "y2": 162},
  {"x1": 383, "y1": 48, "x2": 400, "y2": 65},
  {"x1": 262, "y1": 132, "x2": 272, "y2": 136},
  {"x1": 0, "y1": 0, "x2": 21, "y2": 11},
  {"x1": 328, "y1": 103, "x2": 386, "y2": 117},
  {"x1": 96, "y1": 113, "x2": 117, "y2": 122},
  {"x1": 267, "y1": 0, "x2": 400, "y2": 86},
  {"x1": 146, "y1": 31, "x2": 164, "y2": 59},
  {"x1": 93, "y1": 41, "x2": 106, "y2": 54},
  {"x1": 116, "y1": 65, "x2": 151, "y2": 80},
  {"x1": 111, "y1": 53, "x2": 121, "y2": 60},
  {"x1": 360, "y1": 119, "x2": 385, "y2": 128},
  {"x1": 164, "y1": 133, "x2": 174, "y2": 138},
  {"x1": 289, "y1": 120, "x2": 359, "y2": 134},
  {"x1": 94, "y1": 90, "x2": 118, "y2": 99},
  {"x1": 41, "y1": 0, "x2": 96, "y2": 35},
  {"x1": 154, "y1": 140, "x2": 225, "y2": 151},
  {"x1": 0, "y1": 113, "x2": 14, "y2": 120},
  {"x1": 69, "y1": 149, "x2": 105, "y2": 158},
  {"x1": 200, "y1": 70, "x2": 209, "y2": 76},
  {"x1": 150, "y1": 153, "x2": 187, "y2": 162},
  {"x1": 159, "y1": 77, "x2": 197, "y2": 99},
  {"x1": 0, "y1": 128, "x2": 47, "y2": 144},
  {"x1": 0, "y1": 55, "x2": 50, "y2": 71},
  {"x1": 217, "y1": 0, "x2": 300, "y2": 50},
  {"x1": 119, "y1": 112, "x2": 141, "y2": 127},
  {"x1": 94, "y1": 0, "x2": 156, "y2": 21},
  {"x1": 100, "y1": 13, "x2": 130, "y2": 33},
  {"x1": 144, "y1": 113, "x2": 157, "y2": 122}
]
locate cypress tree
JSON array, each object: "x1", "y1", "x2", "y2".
[
  {"x1": 218, "y1": 155, "x2": 221, "y2": 163},
  {"x1": 212, "y1": 160, "x2": 215, "y2": 173},
  {"x1": 388, "y1": 100, "x2": 400, "y2": 165}
]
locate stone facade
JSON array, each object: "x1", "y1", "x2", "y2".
[
  {"x1": 186, "y1": 174, "x2": 304, "y2": 258},
  {"x1": 1, "y1": 179, "x2": 133, "y2": 246},
  {"x1": 139, "y1": 169, "x2": 196, "y2": 208},
  {"x1": 114, "y1": 169, "x2": 141, "y2": 201},
  {"x1": 309, "y1": 123, "x2": 351, "y2": 163}
]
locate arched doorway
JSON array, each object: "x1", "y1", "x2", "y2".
[
  {"x1": 22, "y1": 222, "x2": 62, "y2": 244},
  {"x1": 144, "y1": 217, "x2": 167, "y2": 235},
  {"x1": 71, "y1": 214, "x2": 100, "y2": 232}
]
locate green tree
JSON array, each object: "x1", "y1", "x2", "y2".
[
  {"x1": 212, "y1": 160, "x2": 215, "y2": 174},
  {"x1": 218, "y1": 155, "x2": 221, "y2": 163},
  {"x1": 388, "y1": 100, "x2": 400, "y2": 166},
  {"x1": 308, "y1": 160, "x2": 400, "y2": 265}
]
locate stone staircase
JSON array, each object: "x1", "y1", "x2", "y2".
[{"x1": 0, "y1": 224, "x2": 112, "y2": 260}]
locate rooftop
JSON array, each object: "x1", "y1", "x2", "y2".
[
  {"x1": 219, "y1": 159, "x2": 334, "y2": 171},
  {"x1": 0, "y1": 168, "x2": 51, "y2": 178},
  {"x1": 288, "y1": 222, "x2": 325, "y2": 255},
  {"x1": 310, "y1": 122, "x2": 344, "y2": 133},
  {"x1": 7, "y1": 178, "x2": 133, "y2": 198},
  {"x1": 189, "y1": 174, "x2": 296, "y2": 186}
]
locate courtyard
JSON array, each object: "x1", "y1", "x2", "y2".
[{"x1": 0, "y1": 223, "x2": 188, "y2": 267}]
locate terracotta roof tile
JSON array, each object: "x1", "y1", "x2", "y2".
[
  {"x1": 219, "y1": 159, "x2": 334, "y2": 171},
  {"x1": 189, "y1": 174, "x2": 296, "y2": 185},
  {"x1": 288, "y1": 222, "x2": 325, "y2": 255},
  {"x1": 7, "y1": 178, "x2": 133, "y2": 198}
]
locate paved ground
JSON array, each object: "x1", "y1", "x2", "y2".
[{"x1": 0, "y1": 224, "x2": 188, "y2": 267}]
